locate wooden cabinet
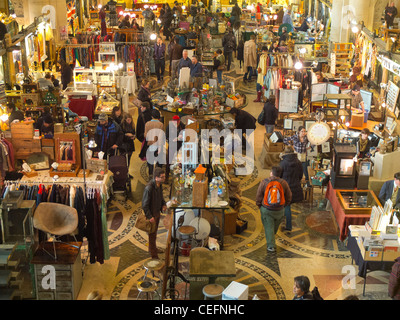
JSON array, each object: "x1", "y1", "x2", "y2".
[{"x1": 31, "y1": 242, "x2": 83, "y2": 300}]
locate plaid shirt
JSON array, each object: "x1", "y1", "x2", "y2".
[{"x1": 283, "y1": 133, "x2": 309, "y2": 154}]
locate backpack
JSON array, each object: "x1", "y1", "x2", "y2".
[
  {"x1": 311, "y1": 286, "x2": 323, "y2": 300},
  {"x1": 263, "y1": 179, "x2": 285, "y2": 209}
]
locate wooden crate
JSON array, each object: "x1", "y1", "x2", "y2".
[
  {"x1": 10, "y1": 121, "x2": 34, "y2": 139},
  {"x1": 12, "y1": 138, "x2": 41, "y2": 159}
]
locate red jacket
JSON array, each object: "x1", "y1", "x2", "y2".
[{"x1": 389, "y1": 257, "x2": 400, "y2": 300}]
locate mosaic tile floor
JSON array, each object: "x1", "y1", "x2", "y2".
[{"x1": 76, "y1": 60, "x2": 392, "y2": 301}]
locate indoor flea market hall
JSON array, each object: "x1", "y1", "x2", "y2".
[{"x1": 0, "y1": 0, "x2": 399, "y2": 303}]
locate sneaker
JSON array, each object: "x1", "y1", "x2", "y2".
[{"x1": 267, "y1": 247, "x2": 276, "y2": 253}]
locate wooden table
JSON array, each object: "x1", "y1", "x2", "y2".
[{"x1": 189, "y1": 250, "x2": 236, "y2": 284}]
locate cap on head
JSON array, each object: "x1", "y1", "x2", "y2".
[{"x1": 98, "y1": 113, "x2": 108, "y2": 122}]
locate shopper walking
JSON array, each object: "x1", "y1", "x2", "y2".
[
  {"x1": 262, "y1": 95, "x2": 278, "y2": 133},
  {"x1": 243, "y1": 35, "x2": 257, "y2": 82},
  {"x1": 59, "y1": 59, "x2": 72, "y2": 90},
  {"x1": 279, "y1": 146, "x2": 303, "y2": 232},
  {"x1": 137, "y1": 79, "x2": 152, "y2": 107},
  {"x1": 120, "y1": 112, "x2": 136, "y2": 166},
  {"x1": 237, "y1": 40, "x2": 244, "y2": 69},
  {"x1": 154, "y1": 37, "x2": 166, "y2": 82},
  {"x1": 283, "y1": 126, "x2": 312, "y2": 187},
  {"x1": 142, "y1": 167, "x2": 167, "y2": 259},
  {"x1": 94, "y1": 113, "x2": 124, "y2": 155},
  {"x1": 136, "y1": 101, "x2": 152, "y2": 143},
  {"x1": 231, "y1": 3, "x2": 241, "y2": 25},
  {"x1": 213, "y1": 49, "x2": 225, "y2": 84},
  {"x1": 111, "y1": 106, "x2": 123, "y2": 125},
  {"x1": 256, "y1": 166, "x2": 292, "y2": 252},
  {"x1": 222, "y1": 28, "x2": 236, "y2": 71},
  {"x1": 169, "y1": 36, "x2": 184, "y2": 81}
]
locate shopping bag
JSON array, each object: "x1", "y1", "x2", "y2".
[{"x1": 135, "y1": 210, "x2": 157, "y2": 234}]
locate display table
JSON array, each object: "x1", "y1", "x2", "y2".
[
  {"x1": 189, "y1": 250, "x2": 236, "y2": 284},
  {"x1": 347, "y1": 234, "x2": 395, "y2": 296},
  {"x1": 68, "y1": 97, "x2": 97, "y2": 120},
  {"x1": 31, "y1": 241, "x2": 83, "y2": 300},
  {"x1": 372, "y1": 149, "x2": 400, "y2": 180},
  {"x1": 116, "y1": 74, "x2": 137, "y2": 95},
  {"x1": 347, "y1": 120, "x2": 380, "y2": 132},
  {"x1": 325, "y1": 181, "x2": 371, "y2": 241}
]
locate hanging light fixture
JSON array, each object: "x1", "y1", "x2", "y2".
[{"x1": 150, "y1": 33, "x2": 157, "y2": 41}]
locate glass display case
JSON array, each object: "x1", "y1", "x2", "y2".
[{"x1": 336, "y1": 190, "x2": 381, "y2": 215}]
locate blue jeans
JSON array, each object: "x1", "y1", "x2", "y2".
[
  {"x1": 284, "y1": 205, "x2": 292, "y2": 231},
  {"x1": 302, "y1": 161, "x2": 310, "y2": 185},
  {"x1": 260, "y1": 206, "x2": 284, "y2": 250},
  {"x1": 217, "y1": 70, "x2": 222, "y2": 84},
  {"x1": 243, "y1": 66, "x2": 253, "y2": 81}
]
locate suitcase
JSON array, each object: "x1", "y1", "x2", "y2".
[{"x1": 108, "y1": 154, "x2": 129, "y2": 190}]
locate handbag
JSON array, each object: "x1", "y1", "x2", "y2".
[
  {"x1": 257, "y1": 109, "x2": 265, "y2": 125},
  {"x1": 135, "y1": 210, "x2": 157, "y2": 234}
]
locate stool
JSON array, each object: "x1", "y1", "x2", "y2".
[
  {"x1": 137, "y1": 280, "x2": 161, "y2": 300},
  {"x1": 143, "y1": 259, "x2": 164, "y2": 280},
  {"x1": 202, "y1": 284, "x2": 224, "y2": 300},
  {"x1": 178, "y1": 225, "x2": 196, "y2": 256}
]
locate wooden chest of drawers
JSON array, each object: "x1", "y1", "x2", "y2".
[{"x1": 31, "y1": 242, "x2": 83, "y2": 300}]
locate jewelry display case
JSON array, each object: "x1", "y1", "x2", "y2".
[{"x1": 336, "y1": 189, "x2": 381, "y2": 215}]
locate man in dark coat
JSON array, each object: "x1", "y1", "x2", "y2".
[
  {"x1": 263, "y1": 95, "x2": 278, "y2": 134},
  {"x1": 279, "y1": 146, "x2": 303, "y2": 231},
  {"x1": 141, "y1": 167, "x2": 167, "y2": 259},
  {"x1": 136, "y1": 101, "x2": 152, "y2": 143},
  {"x1": 59, "y1": 59, "x2": 73, "y2": 90},
  {"x1": 222, "y1": 28, "x2": 236, "y2": 71},
  {"x1": 229, "y1": 107, "x2": 256, "y2": 150},
  {"x1": 94, "y1": 113, "x2": 124, "y2": 155}
]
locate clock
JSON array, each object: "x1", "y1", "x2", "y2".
[{"x1": 307, "y1": 121, "x2": 331, "y2": 145}]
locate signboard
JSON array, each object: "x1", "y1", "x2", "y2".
[
  {"x1": 386, "y1": 81, "x2": 400, "y2": 113},
  {"x1": 278, "y1": 88, "x2": 299, "y2": 113}
]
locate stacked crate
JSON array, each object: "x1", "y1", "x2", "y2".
[{"x1": 10, "y1": 121, "x2": 41, "y2": 159}]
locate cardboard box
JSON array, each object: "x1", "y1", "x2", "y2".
[
  {"x1": 264, "y1": 134, "x2": 283, "y2": 152},
  {"x1": 350, "y1": 113, "x2": 364, "y2": 127},
  {"x1": 222, "y1": 281, "x2": 249, "y2": 300}
]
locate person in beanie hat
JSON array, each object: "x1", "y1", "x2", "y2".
[{"x1": 94, "y1": 113, "x2": 124, "y2": 154}]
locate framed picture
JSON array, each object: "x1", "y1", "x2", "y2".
[
  {"x1": 389, "y1": 120, "x2": 397, "y2": 135},
  {"x1": 283, "y1": 118, "x2": 293, "y2": 130},
  {"x1": 395, "y1": 106, "x2": 400, "y2": 119},
  {"x1": 305, "y1": 120, "x2": 316, "y2": 131},
  {"x1": 293, "y1": 120, "x2": 303, "y2": 132},
  {"x1": 322, "y1": 141, "x2": 330, "y2": 153}
]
